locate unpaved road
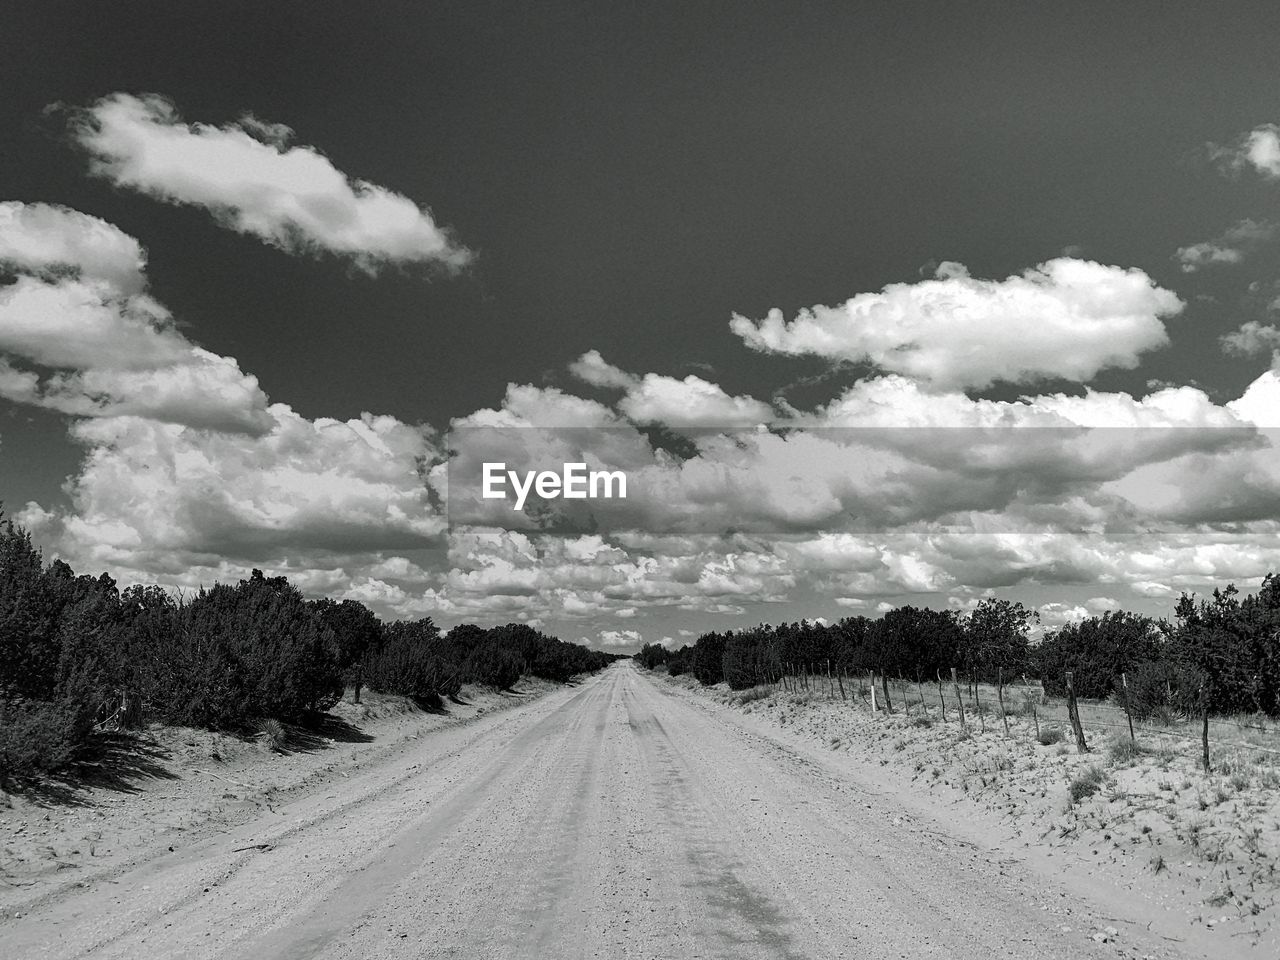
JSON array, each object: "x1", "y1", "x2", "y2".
[{"x1": 4, "y1": 663, "x2": 1216, "y2": 959}]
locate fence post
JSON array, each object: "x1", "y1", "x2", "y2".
[
  {"x1": 1120, "y1": 671, "x2": 1135, "y2": 745},
  {"x1": 997, "y1": 667, "x2": 1009, "y2": 736},
  {"x1": 1201, "y1": 681, "x2": 1211, "y2": 774},
  {"x1": 1065, "y1": 670, "x2": 1089, "y2": 753},
  {"x1": 951, "y1": 667, "x2": 966, "y2": 730},
  {"x1": 880, "y1": 669, "x2": 894, "y2": 715},
  {"x1": 1022, "y1": 673, "x2": 1039, "y2": 740},
  {"x1": 836, "y1": 666, "x2": 846, "y2": 701},
  {"x1": 935, "y1": 669, "x2": 947, "y2": 721},
  {"x1": 870, "y1": 669, "x2": 878, "y2": 713}
]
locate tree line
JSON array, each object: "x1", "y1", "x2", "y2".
[
  {"x1": 637, "y1": 579, "x2": 1280, "y2": 721},
  {"x1": 0, "y1": 509, "x2": 618, "y2": 784}
]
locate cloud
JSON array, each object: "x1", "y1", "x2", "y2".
[
  {"x1": 1212, "y1": 122, "x2": 1280, "y2": 179},
  {"x1": 33, "y1": 408, "x2": 444, "y2": 579},
  {"x1": 568, "y1": 349, "x2": 635, "y2": 390},
  {"x1": 569, "y1": 350, "x2": 773, "y2": 427},
  {"x1": 68, "y1": 93, "x2": 470, "y2": 273},
  {"x1": 1221, "y1": 321, "x2": 1280, "y2": 359},
  {"x1": 598, "y1": 629, "x2": 643, "y2": 648},
  {"x1": 0, "y1": 201, "x2": 146, "y2": 293},
  {"x1": 729, "y1": 258, "x2": 1180, "y2": 390},
  {"x1": 0, "y1": 202, "x2": 272, "y2": 433},
  {"x1": 1175, "y1": 219, "x2": 1277, "y2": 272}
]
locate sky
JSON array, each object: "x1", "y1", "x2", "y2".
[{"x1": 2, "y1": 1, "x2": 1280, "y2": 650}]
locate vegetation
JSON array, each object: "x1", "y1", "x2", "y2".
[
  {"x1": 639, "y1": 576, "x2": 1280, "y2": 734},
  {"x1": 0, "y1": 508, "x2": 617, "y2": 786}
]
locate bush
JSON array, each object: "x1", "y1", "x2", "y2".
[
  {"x1": 365, "y1": 618, "x2": 458, "y2": 703},
  {"x1": 1034, "y1": 611, "x2": 1162, "y2": 699},
  {"x1": 259, "y1": 718, "x2": 287, "y2": 752},
  {"x1": 1106, "y1": 737, "x2": 1147, "y2": 764},
  {"x1": 1115, "y1": 659, "x2": 1205, "y2": 723},
  {"x1": 1037, "y1": 726, "x2": 1064, "y2": 746},
  {"x1": 0, "y1": 698, "x2": 81, "y2": 783},
  {"x1": 1068, "y1": 765, "x2": 1106, "y2": 803},
  {"x1": 160, "y1": 571, "x2": 342, "y2": 728},
  {"x1": 465, "y1": 640, "x2": 523, "y2": 690}
]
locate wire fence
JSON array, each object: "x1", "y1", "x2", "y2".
[{"x1": 760, "y1": 663, "x2": 1280, "y2": 771}]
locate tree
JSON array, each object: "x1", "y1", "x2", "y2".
[
  {"x1": 1034, "y1": 611, "x2": 1162, "y2": 699},
  {"x1": 171, "y1": 570, "x2": 341, "y2": 727},
  {"x1": 962, "y1": 599, "x2": 1037, "y2": 682},
  {"x1": 690, "y1": 631, "x2": 727, "y2": 686},
  {"x1": 310, "y1": 598, "x2": 384, "y2": 703}
]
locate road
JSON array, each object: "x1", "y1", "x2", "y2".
[{"x1": 6, "y1": 662, "x2": 1200, "y2": 959}]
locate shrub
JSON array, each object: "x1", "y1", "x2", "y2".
[
  {"x1": 259, "y1": 718, "x2": 287, "y2": 752},
  {"x1": 465, "y1": 640, "x2": 523, "y2": 690},
  {"x1": 1068, "y1": 765, "x2": 1106, "y2": 803},
  {"x1": 0, "y1": 698, "x2": 81, "y2": 783},
  {"x1": 1037, "y1": 726, "x2": 1064, "y2": 746},
  {"x1": 161, "y1": 571, "x2": 341, "y2": 728},
  {"x1": 365, "y1": 618, "x2": 457, "y2": 702},
  {"x1": 1034, "y1": 611, "x2": 1162, "y2": 699},
  {"x1": 1116, "y1": 659, "x2": 1205, "y2": 723},
  {"x1": 1106, "y1": 737, "x2": 1147, "y2": 764}
]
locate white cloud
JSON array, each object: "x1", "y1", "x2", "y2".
[
  {"x1": 1213, "y1": 123, "x2": 1280, "y2": 179},
  {"x1": 568, "y1": 349, "x2": 635, "y2": 389},
  {"x1": 599, "y1": 628, "x2": 643, "y2": 648},
  {"x1": 0, "y1": 202, "x2": 272, "y2": 433},
  {"x1": 35, "y1": 408, "x2": 443, "y2": 578},
  {"x1": 0, "y1": 201, "x2": 146, "y2": 293},
  {"x1": 569, "y1": 351, "x2": 773, "y2": 428},
  {"x1": 1038, "y1": 602, "x2": 1089, "y2": 627},
  {"x1": 69, "y1": 93, "x2": 470, "y2": 272},
  {"x1": 1175, "y1": 219, "x2": 1277, "y2": 272},
  {"x1": 730, "y1": 258, "x2": 1180, "y2": 390},
  {"x1": 1221, "y1": 321, "x2": 1280, "y2": 359}
]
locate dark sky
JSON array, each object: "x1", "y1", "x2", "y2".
[
  {"x1": 4, "y1": 5, "x2": 1278, "y2": 446},
  {"x1": 3, "y1": 2, "x2": 1280, "y2": 641}
]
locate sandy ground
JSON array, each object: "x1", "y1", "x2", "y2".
[
  {"x1": 0, "y1": 662, "x2": 1265, "y2": 959},
  {"x1": 0, "y1": 681, "x2": 556, "y2": 917},
  {"x1": 668, "y1": 671, "x2": 1280, "y2": 957}
]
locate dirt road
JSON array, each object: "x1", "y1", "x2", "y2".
[{"x1": 4, "y1": 663, "x2": 1215, "y2": 959}]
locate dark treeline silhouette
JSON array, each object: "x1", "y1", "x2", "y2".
[
  {"x1": 639, "y1": 580, "x2": 1280, "y2": 723},
  {"x1": 0, "y1": 509, "x2": 618, "y2": 784}
]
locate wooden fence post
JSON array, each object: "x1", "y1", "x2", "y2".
[
  {"x1": 1065, "y1": 670, "x2": 1089, "y2": 753},
  {"x1": 1021, "y1": 674, "x2": 1038, "y2": 740},
  {"x1": 1201, "y1": 681, "x2": 1211, "y2": 774},
  {"x1": 1120, "y1": 672, "x2": 1135, "y2": 745},
  {"x1": 935, "y1": 669, "x2": 947, "y2": 721},
  {"x1": 870, "y1": 669, "x2": 878, "y2": 713},
  {"x1": 951, "y1": 667, "x2": 966, "y2": 730},
  {"x1": 997, "y1": 666, "x2": 1009, "y2": 736},
  {"x1": 880, "y1": 669, "x2": 894, "y2": 715}
]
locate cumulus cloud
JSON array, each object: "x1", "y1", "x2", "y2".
[
  {"x1": 729, "y1": 258, "x2": 1180, "y2": 390},
  {"x1": 1212, "y1": 122, "x2": 1280, "y2": 179},
  {"x1": 0, "y1": 201, "x2": 146, "y2": 293},
  {"x1": 3, "y1": 203, "x2": 449, "y2": 612},
  {"x1": 68, "y1": 93, "x2": 470, "y2": 272},
  {"x1": 0, "y1": 202, "x2": 272, "y2": 433},
  {"x1": 33, "y1": 408, "x2": 444, "y2": 579},
  {"x1": 599, "y1": 629, "x2": 643, "y2": 647},
  {"x1": 1221, "y1": 321, "x2": 1280, "y2": 359},
  {"x1": 1175, "y1": 219, "x2": 1277, "y2": 272},
  {"x1": 569, "y1": 350, "x2": 773, "y2": 427}
]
